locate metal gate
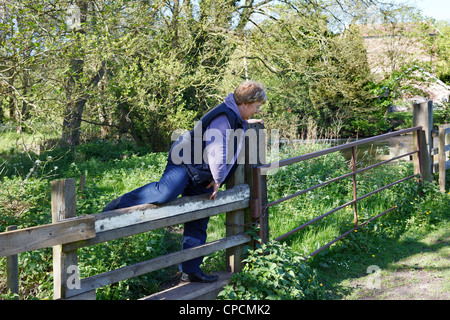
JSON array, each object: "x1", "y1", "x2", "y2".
[{"x1": 250, "y1": 127, "x2": 424, "y2": 259}]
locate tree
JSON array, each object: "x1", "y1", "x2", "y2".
[
  {"x1": 0, "y1": 0, "x2": 45, "y2": 127},
  {"x1": 0, "y1": 0, "x2": 428, "y2": 147},
  {"x1": 435, "y1": 21, "x2": 450, "y2": 84},
  {"x1": 229, "y1": 2, "x2": 375, "y2": 137}
]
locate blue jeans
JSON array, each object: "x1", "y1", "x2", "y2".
[{"x1": 117, "y1": 161, "x2": 212, "y2": 273}]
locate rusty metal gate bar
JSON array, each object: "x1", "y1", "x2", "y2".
[{"x1": 250, "y1": 126, "x2": 423, "y2": 259}]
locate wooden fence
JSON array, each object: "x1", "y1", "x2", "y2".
[
  {"x1": 1, "y1": 123, "x2": 265, "y2": 300},
  {"x1": 1, "y1": 180, "x2": 253, "y2": 300},
  {"x1": 437, "y1": 123, "x2": 450, "y2": 193},
  {"x1": 413, "y1": 100, "x2": 450, "y2": 192}
]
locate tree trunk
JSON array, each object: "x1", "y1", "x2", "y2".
[
  {"x1": 61, "y1": 0, "x2": 88, "y2": 147},
  {"x1": 61, "y1": 56, "x2": 86, "y2": 147}
]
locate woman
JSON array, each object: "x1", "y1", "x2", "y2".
[{"x1": 103, "y1": 80, "x2": 266, "y2": 283}]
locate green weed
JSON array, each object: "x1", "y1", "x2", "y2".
[{"x1": 218, "y1": 241, "x2": 326, "y2": 300}]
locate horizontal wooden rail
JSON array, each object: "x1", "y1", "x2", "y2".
[
  {"x1": 0, "y1": 216, "x2": 95, "y2": 258},
  {"x1": 96, "y1": 185, "x2": 250, "y2": 233},
  {"x1": 66, "y1": 233, "x2": 251, "y2": 299},
  {"x1": 0, "y1": 184, "x2": 249, "y2": 255},
  {"x1": 63, "y1": 184, "x2": 250, "y2": 251}
]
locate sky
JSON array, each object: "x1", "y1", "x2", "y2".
[{"x1": 414, "y1": 0, "x2": 450, "y2": 22}]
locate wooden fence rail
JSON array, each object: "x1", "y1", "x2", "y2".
[{"x1": 0, "y1": 216, "x2": 95, "y2": 258}]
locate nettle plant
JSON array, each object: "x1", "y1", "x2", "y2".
[{"x1": 218, "y1": 240, "x2": 326, "y2": 300}]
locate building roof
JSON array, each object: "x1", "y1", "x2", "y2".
[{"x1": 358, "y1": 22, "x2": 439, "y2": 38}]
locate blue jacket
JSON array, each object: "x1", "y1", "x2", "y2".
[{"x1": 168, "y1": 102, "x2": 245, "y2": 186}]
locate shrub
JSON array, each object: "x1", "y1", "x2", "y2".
[{"x1": 218, "y1": 241, "x2": 326, "y2": 300}]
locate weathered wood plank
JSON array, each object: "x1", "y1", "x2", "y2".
[
  {"x1": 140, "y1": 271, "x2": 232, "y2": 300},
  {"x1": 435, "y1": 145, "x2": 450, "y2": 154},
  {"x1": 63, "y1": 198, "x2": 249, "y2": 251},
  {"x1": 413, "y1": 102, "x2": 433, "y2": 181},
  {"x1": 440, "y1": 123, "x2": 450, "y2": 132},
  {"x1": 51, "y1": 178, "x2": 80, "y2": 300},
  {"x1": 0, "y1": 216, "x2": 95, "y2": 257},
  {"x1": 6, "y1": 226, "x2": 19, "y2": 297},
  {"x1": 94, "y1": 184, "x2": 250, "y2": 233},
  {"x1": 225, "y1": 164, "x2": 246, "y2": 274},
  {"x1": 65, "y1": 233, "x2": 251, "y2": 298},
  {"x1": 439, "y1": 124, "x2": 450, "y2": 193},
  {"x1": 63, "y1": 184, "x2": 250, "y2": 251}
]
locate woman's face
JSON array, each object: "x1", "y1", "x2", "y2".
[{"x1": 239, "y1": 101, "x2": 264, "y2": 121}]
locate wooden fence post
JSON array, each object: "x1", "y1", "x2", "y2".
[
  {"x1": 439, "y1": 124, "x2": 450, "y2": 193},
  {"x1": 51, "y1": 178, "x2": 79, "y2": 299},
  {"x1": 413, "y1": 101, "x2": 433, "y2": 182},
  {"x1": 225, "y1": 122, "x2": 268, "y2": 272},
  {"x1": 245, "y1": 123, "x2": 268, "y2": 244},
  {"x1": 225, "y1": 164, "x2": 246, "y2": 273},
  {"x1": 78, "y1": 174, "x2": 86, "y2": 192},
  {"x1": 6, "y1": 225, "x2": 19, "y2": 298}
]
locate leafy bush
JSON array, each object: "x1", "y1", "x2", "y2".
[
  {"x1": 0, "y1": 175, "x2": 51, "y2": 230},
  {"x1": 218, "y1": 241, "x2": 326, "y2": 300}
]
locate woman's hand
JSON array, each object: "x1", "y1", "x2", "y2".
[
  {"x1": 207, "y1": 181, "x2": 220, "y2": 200},
  {"x1": 246, "y1": 118, "x2": 264, "y2": 124}
]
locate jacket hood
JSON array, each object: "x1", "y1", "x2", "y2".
[{"x1": 224, "y1": 93, "x2": 245, "y2": 126}]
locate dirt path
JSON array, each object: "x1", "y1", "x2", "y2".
[{"x1": 342, "y1": 230, "x2": 450, "y2": 300}]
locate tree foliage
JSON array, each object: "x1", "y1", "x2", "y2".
[
  {"x1": 435, "y1": 21, "x2": 450, "y2": 85},
  {"x1": 0, "y1": 0, "x2": 444, "y2": 148}
]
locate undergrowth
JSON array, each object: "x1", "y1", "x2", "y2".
[
  {"x1": 218, "y1": 241, "x2": 326, "y2": 300},
  {"x1": 0, "y1": 133, "x2": 449, "y2": 300}
]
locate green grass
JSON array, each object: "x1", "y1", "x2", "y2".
[{"x1": 0, "y1": 131, "x2": 449, "y2": 300}]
